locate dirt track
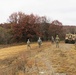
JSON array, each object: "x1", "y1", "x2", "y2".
[
  {"x1": 0, "y1": 42, "x2": 76, "y2": 75},
  {"x1": 22, "y1": 42, "x2": 75, "y2": 75}
]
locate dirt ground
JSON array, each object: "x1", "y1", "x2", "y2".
[{"x1": 0, "y1": 42, "x2": 76, "y2": 75}]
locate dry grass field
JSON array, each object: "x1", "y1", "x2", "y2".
[{"x1": 0, "y1": 42, "x2": 76, "y2": 75}]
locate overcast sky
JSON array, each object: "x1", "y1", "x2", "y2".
[{"x1": 0, "y1": 0, "x2": 76, "y2": 25}]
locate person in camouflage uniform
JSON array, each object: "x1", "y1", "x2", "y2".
[
  {"x1": 38, "y1": 37, "x2": 42, "y2": 48},
  {"x1": 27, "y1": 39, "x2": 31, "y2": 49},
  {"x1": 75, "y1": 38, "x2": 76, "y2": 50},
  {"x1": 55, "y1": 35, "x2": 60, "y2": 48},
  {"x1": 51, "y1": 36, "x2": 54, "y2": 43}
]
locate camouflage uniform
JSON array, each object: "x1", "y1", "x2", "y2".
[
  {"x1": 51, "y1": 36, "x2": 54, "y2": 43},
  {"x1": 38, "y1": 37, "x2": 42, "y2": 48},
  {"x1": 27, "y1": 39, "x2": 31, "y2": 49},
  {"x1": 75, "y1": 38, "x2": 76, "y2": 49},
  {"x1": 55, "y1": 35, "x2": 60, "y2": 48}
]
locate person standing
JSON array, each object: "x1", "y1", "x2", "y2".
[
  {"x1": 51, "y1": 36, "x2": 54, "y2": 43},
  {"x1": 27, "y1": 39, "x2": 31, "y2": 49},
  {"x1": 38, "y1": 37, "x2": 42, "y2": 48},
  {"x1": 55, "y1": 35, "x2": 60, "y2": 48},
  {"x1": 75, "y1": 38, "x2": 76, "y2": 49}
]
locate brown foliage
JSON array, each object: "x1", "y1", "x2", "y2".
[
  {"x1": 8, "y1": 12, "x2": 43, "y2": 42},
  {"x1": 49, "y1": 20, "x2": 64, "y2": 39},
  {"x1": 1, "y1": 12, "x2": 76, "y2": 43}
]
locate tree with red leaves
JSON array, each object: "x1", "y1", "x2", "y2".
[
  {"x1": 49, "y1": 20, "x2": 64, "y2": 39},
  {"x1": 8, "y1": 12, "x2": 42, "y2": 42}
]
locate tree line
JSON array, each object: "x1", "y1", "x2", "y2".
[{"x1": 0, "y1": 12, "x2": 76, "y2": 44}]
